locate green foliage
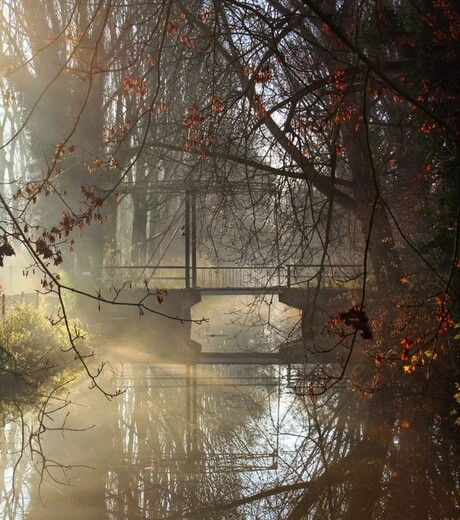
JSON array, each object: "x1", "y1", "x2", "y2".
[{"x1": 0, "y1": 303, "x2": 88, "y2": 405}]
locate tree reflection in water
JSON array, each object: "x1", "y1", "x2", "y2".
[{"x1": 1, "y1": 356, "x2": 459, "y2": 519}]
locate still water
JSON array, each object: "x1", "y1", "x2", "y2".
[
  {"x1": 1, "y1": 296, "x2": 458, "y2": 519},
  {"x1": 2, "y1": 358, "x2": 308, "y2": 519}
]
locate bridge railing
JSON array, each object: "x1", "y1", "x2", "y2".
[
  {"x1": 101, "y1": 265, "x2": 286, "y2": 289},
  {"x1": 194, "y1": 266, "x2": 285, "y2": 289},
  {"x1": 101, "y1": 264, "x2": 364, "y2": 290}
]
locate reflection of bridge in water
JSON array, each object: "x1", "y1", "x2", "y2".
[{"x1": 114, "y1": 363, "x2": 282, "y2": 473}]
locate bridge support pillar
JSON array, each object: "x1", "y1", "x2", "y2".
[
  {"x1": 279, "y1": 288, "x2": 349, "y2": 341},
  {"x1": 75, "y1": 289, "x2": 202, "y2": 363},
  {"x1": 278, "y1": 287, "x2": 354, "y2": 365}
]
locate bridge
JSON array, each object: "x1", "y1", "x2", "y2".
[
  {"x1": 0, "y1": 178, "x2": 363, "y2": 368},
  {"x1": 0, "y1": 264, "x2": 359, "y2": 367}
]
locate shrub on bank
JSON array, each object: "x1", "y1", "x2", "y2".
[{"x1": 0, "y1": 303, "x2": 89, "y2": 404}]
